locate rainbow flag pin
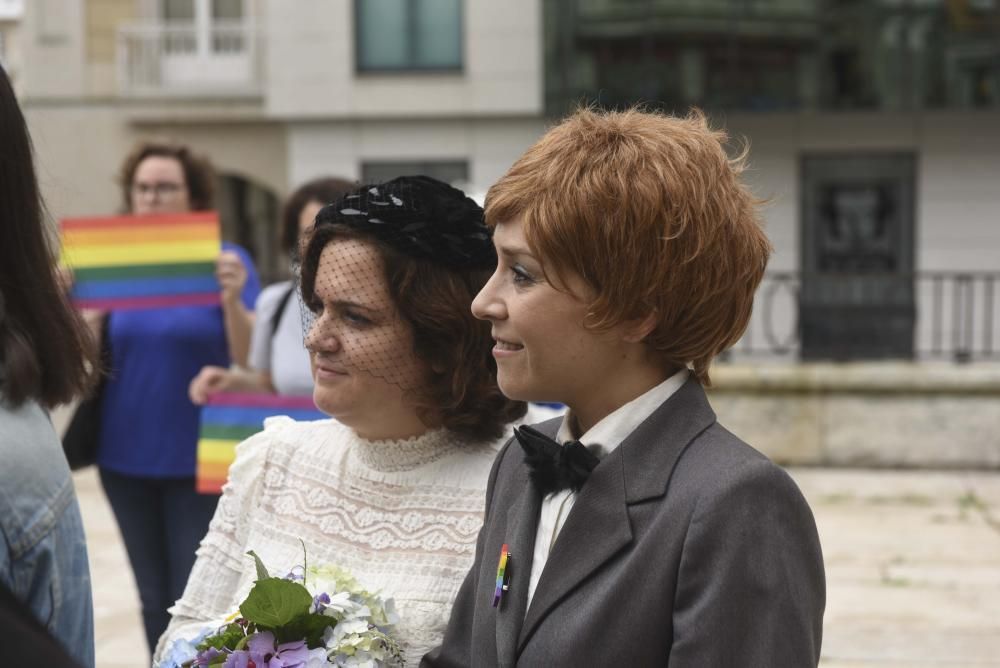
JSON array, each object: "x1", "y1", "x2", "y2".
[
  {"x1": 60, "y1": 212, "x2": 222, "y2": 310},
  {"x1": 196, "y1": 393, "x2": 326, "y2": 494},
  {"x1": 492, "y1": 543, "x2": 512, "y2": 608}
]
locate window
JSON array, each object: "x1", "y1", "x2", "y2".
[
  {"x1": 355, "y1": 0, "x2": 462, "y2": 72},
  {"x1": 544, "y1": 0, "x2": 1000, "y2": 114},
  {"x1": 361, "y1": 160, "x2": 469, "y2": 189},
  {"x1": 154, "y1": 0, "x2": 253, "y2": 86},
  {"x1": 0, "y1": 0, "x2": 23, "y2": 20}
]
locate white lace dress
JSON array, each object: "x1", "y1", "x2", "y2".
[{"x1": 153, "y1": 416, "x2": 513, "y2": 665}]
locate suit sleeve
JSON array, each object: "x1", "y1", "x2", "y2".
[
  {"x1": 669, "y1": 459, "x2": 826, "y2": 667},
  {"x1": 421, "y1": 437, "x2": 514, "y2": 667}
]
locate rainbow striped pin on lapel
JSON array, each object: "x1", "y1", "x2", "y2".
[{"x1": 492, "y1": 543, "x2": 511, "y2": 608}]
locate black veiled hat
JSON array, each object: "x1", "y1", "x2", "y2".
[{"x1": 313, "y1": 175, "x2": 495, "y2": 270}]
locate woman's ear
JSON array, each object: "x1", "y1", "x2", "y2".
[{"x1": 622, "y1": 309, "x2": 658, "y2": 343}]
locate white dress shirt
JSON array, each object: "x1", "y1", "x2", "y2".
[{"x1": 525, "y1": 368, "x2": 690, "y2": 608}]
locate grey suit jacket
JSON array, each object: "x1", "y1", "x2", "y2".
[{"x1": 423, "y1": 378, "x2": 825, "y2": 667}]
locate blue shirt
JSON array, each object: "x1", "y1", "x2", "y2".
[
  {"x1": 0, "y1": 397, "x2": 95, "y2": 668},
  {"x1": 97, "y1": 243, "x2": 260, "y2": 478}
]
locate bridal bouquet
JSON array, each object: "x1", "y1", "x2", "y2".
[{"x1": 159, "y1": 551, "x2": 404, "y2": 668}]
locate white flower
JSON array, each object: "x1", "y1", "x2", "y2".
[
  {"x1": 304, "y1": 647, "x2": 330, "y2": 668},
  {"x1": 322, "y1": 591, "x2": 361, "y2": 617}
]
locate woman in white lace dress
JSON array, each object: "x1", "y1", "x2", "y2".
[{"x1": 155, "y1": 176, "x2": 543, "y2": 664}]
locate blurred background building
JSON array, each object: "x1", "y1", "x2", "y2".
[{"x1": 13, "y1": 0, "x2": 1000, "y2": 365}]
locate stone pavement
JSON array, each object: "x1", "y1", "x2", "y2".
[{"x1": 73, "y1": 466, "x2": 1000, "y2": 668}]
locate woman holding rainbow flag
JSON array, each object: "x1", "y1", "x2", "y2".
[{"x1": 85, "y1": 141, "x2": 261, "y2": 654}]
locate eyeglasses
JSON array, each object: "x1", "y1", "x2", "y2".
[{"x1": 131, "y1": 181, "x2": 186, "y2": 198}]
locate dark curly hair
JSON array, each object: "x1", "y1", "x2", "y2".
[
  {"x1": 119, "y1": 139, "x2": 215, "y2": 212},
  {"x1": 300, "y1": 177, "x2": 525, "y2": 441},
  {"x1": 280, "y1": 177, "x2": 356, "y2": 254}
]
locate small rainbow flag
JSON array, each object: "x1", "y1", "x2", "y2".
[
  {"x1": 196, "y1": 393, "x2": 326, "y2": 494},
  {"x1": 60, "y1": 212, "x2": 221, "y2": 310}
]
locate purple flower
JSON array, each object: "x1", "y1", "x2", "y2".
[
  {"x1": 192, "y1": 647, "x2": 224, "y2": 665},
  {"x1": 311, "y1": 592, "x2": 331, "y2": 613},
  {"x1": 222, "y1": 651, "x2": 251, "y2": 668},
  {"x1": 222, "y1": 632, "x2": 316, "y2": 668}
]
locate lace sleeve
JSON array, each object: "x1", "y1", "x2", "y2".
[{"x1": 152, "y1": 425, "x2": 277, "y2": 662}]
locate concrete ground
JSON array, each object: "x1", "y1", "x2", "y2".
[{"x1": 73, "y1": 466, "x2": 1000, "y2": 668}]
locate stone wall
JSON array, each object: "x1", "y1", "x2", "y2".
[{"x1": 707, "y1": 362, "x2": 1000, "y2": 469}]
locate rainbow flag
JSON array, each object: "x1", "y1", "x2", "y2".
[
  {"x1": 196, "y1": 393, "x2": 327, "y2": 494},
  {"x1": 60, "y1": 212, "x2": 221, "y2": 310}
]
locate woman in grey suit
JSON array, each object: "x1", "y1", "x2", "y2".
[{"x1": 424, "y1": 107, "x2": 825, "y2": 667}]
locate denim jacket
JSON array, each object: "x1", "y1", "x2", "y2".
[{"x1": 0, "y1": 397, "x2": 95, "y2": 667}]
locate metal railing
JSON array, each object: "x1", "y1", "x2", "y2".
[
  {"x1": 117, "y1": 22, "x2": 262, "y2": 96},
  {"x1": 726, "y1": 271, "x2": 1000, "y2": 362}
]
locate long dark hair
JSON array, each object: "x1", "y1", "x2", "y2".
[{"x1": 0, "y1": 64, "x2": 96, "y2": 407}]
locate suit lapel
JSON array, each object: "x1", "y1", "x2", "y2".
[
  {"x1": 517, "y1": 446, "x2": 631, "y2": 652},
  {"x1": 494, "y1": 467, "x2": 543, "y2": 666},
  {"x1": 493, "y1": 416, "x2": 561, "y2": 665},
  {"x1": 516, "y1": 378, "x2": 717, "y2": 652}
]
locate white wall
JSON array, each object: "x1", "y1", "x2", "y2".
[
  {"x1": 287, "y1": 117, "x2": 547, "y2": 194},
  {"x1": 264, "y1": 0, "x2": 542, "y2": 119},
  {"x1": 727, "y1": 110, "x2": 1000, "y2": 359},
  {"x1": 729, "y1": 111, "x2": 1000, "y2": 274},
  {"x1": 20, "y1": 0, "x2": 87, "y2": 99},
  {"x1": 27, "y1": 105, "x2": 133, "y2": 219},
  {"x1": 25, "y1": 104, "x2": 289, "y2": 220}
]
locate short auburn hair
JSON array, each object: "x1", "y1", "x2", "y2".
[
  {"x1": 300, "y1": 225, "x2": 526, "y2": 442},
  {"x1": 485, "y1": 107, "x2": 772, "y2": 385},
  {"x1": 119, "y1": 139, "x2": 215, "y2": 212}
]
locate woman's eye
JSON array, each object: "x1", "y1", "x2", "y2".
[
  {"x1": 512, "y1": 265, "x2": 535, "y2": 284},
  {"x1": 343, "y1": 310, "x2": 372, "y2": 326}
]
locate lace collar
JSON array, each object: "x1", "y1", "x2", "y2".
[{"x1": 351, "y1": 427, "x2": 461, "y2": 473}]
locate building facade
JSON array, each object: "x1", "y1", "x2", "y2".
[
  {"x1": 18, "y1": 0, "x2": 1000, "y2": 360},
  {"x1": 544, "y1": 0, "x2": 1000, "y2": 362},
  {"x1": 20, "y1": 0, "x2": 544, "y2": 282}
]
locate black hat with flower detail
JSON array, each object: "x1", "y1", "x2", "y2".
[{"x1": 312, "y1": 175, "x2": 495, "y2": 270}]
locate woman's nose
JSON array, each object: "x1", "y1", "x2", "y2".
[
  {"x1": 471, "y1": 271, "x2": 505, "y2": 322},
  {"x1": 304, "y1": 316, "x2": 340, "y2": 352}
]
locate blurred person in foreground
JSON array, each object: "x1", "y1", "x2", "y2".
[
  {"x1": 155, "y1": 176, "x2": 556, "y2": 665},
  {"x1": 424, "y1": 108, "x2": 825, "y2": 667},
  {"x1": 0, "y1": 62, "x2": 96, "y2": 667},
  {"x1": 189, "y1": 177, "x2": 354, "y2": 402},
  {"x1": 83, "y1": 140, "x2": 260, "y2": 653}
]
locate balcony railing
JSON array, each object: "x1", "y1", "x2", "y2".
[
  {"x1": 726, "y1": 272, "x2": 1000, "y2": 363},
  {"x1": 117, "y1": 22, "x2": 262, "y2": 97}
]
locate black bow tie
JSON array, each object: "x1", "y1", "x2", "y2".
[{"x1": 515, "y1": 425, "x2": 604, "y2": 496}]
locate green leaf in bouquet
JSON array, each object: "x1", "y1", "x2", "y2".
[
  {"x1": 246, "y1": 550, "x2": 270, "y2": 581},
  {"x1": 196, "y1": 621, "x2": 247, "y2": 651},
  {"x1": 239, "y1": 577, "x2": 312, "y2": 627},
  {"x1": 281, "y1": 611, "x2": 339, "y2": 647}
]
